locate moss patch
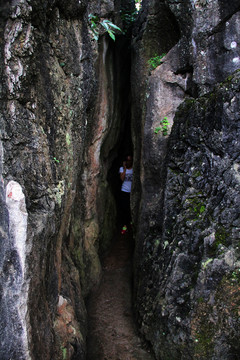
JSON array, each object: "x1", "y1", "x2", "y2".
[
  {"x1": 191, "y1": 275, "x2": 240, "y2": 358},
  {"x1": 215, "y1": 226, "x2": 229, "y2": 246},
  {"x1": 185, "y1": 196, "x2": 206, "y2": 221}
]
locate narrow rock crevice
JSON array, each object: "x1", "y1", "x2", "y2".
[
  {"x1": 98, "y1": 31, "x2": 133, "y2": 255},
  {"x1": 86, "y1": 230, "x2": 154, "y2": 360},
  {"x1": 1, "y1": 1, "x2": 240, "y2": 359}
]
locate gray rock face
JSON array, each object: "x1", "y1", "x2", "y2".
[
  {"x1": 1, "y1": 0, "x2": 239, "y2": 359},
  {"x1": 0, "y1": 0, "x2": 129, "y2": 359},
  {"x1": 134, "y1": 72, "x2": 240, "y2": 359},
  {"x1": 131, "y1": 0, "x2": 240, "y2": 359}
]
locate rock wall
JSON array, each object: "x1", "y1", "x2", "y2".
[
  {"x1": 1, "y1": 0, "x2": 240, "y2": 359},
  {"x1": 132, "y1": 0, "x2": 240, "y2": 359},
  {"x1": 0, "y1": 0, "x2": 132, "y2": 359}
]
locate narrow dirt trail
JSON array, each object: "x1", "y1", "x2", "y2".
[{"x1": 86, "y1": 230, "x2": 154, "y2": 360}]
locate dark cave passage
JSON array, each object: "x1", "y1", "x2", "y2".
[
  {"x1": 85, "y1": 1, "x2": 182, "y2": 354},
  {"x1": 85, "y1": 19, "x2": 146, "y2": 359},
  {"x1": 100, "y1": 30, "x2": 133, "y2": 241}
]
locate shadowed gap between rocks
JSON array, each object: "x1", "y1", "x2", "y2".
[
  {"x1": 99, "y1": 31, "x2": 133, "y2": 255},
  {"x1": 84, "y1": 2, "x2": 182, "y2": 355},
  {"x1": 85, "y1": 29, "x2": 154, "y2": 359},
  {"x1": 85, "y1": 2, "x2": 183, "y2": 356}
]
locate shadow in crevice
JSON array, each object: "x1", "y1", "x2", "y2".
[
  {"x1": 107, "y1": 30, "x2": 133, "y2": 232},
  {"x1": 99, "y1": 31, "x2": 133, "y2": 254}
]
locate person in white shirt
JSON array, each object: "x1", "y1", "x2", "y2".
[{"x1": 119, "y1": 155, "x2": 133, "y2": 235}]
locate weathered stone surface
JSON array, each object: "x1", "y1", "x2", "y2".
[
  {"x1": 131, "y1": 0, "x2": 181, "y2": 227},
  {"x1": 134, "y1": 71, "x2": 240, "y2": 359},
  {"x1": 132, "y1": 0, "x2": 240, "y2": 359},
  {"x1": 1, "y1": 0, "x2": 239, "y2": 359},
  {"x1": 0, "y1": 0, "x2": 128, "y2": 359},
  {"x1": 0, "y1": 181, "x2": 29, "y2": 360}
]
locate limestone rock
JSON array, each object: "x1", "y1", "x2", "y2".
[
  {"x1": 1, "y1": 0, "x2": 239, "y2": 359},
  {"x1": 132, "y1": 0, "x2": 240, "y2": 358},
  {"x1": 0, "y1": 0, "x2": 126, "y2": 358}
]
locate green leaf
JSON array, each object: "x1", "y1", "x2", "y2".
[
  {"x1": 53, "y1": 157, "x2": 60, "y2": 163},
  {"x1": 101, "y1": 19, "x2": 122, "y2": 32},
  {"x1": 89, "y1": 15, "x2": 121, "y2": 42},
  {"x1": 108, "y1": 23, "x2": 122, "y2": 32},
  {"x1": 91, "y1": 21, "x2": 97, "y2": 29},
  {"x1": 91, "y1": 28, "x2": 99, "y2": 40},
  {"x1": 154, "y1": 127, "x2": 161, "y2": 134},
  {"x1": 88, "y1": 13, "x2": 99, "y2": 22},
  {"x1": 93, "y1": 33, "x2": 99, "y2": 41},
  {"x1": 101, "y1": 21, "x2": 109, "y2": 31},
  {"x1": 148, "y1": 53, "x2": 166, "y2": 70},
  {"x1": 108, "y1": 30, "x2": 115, "y2": 41}
]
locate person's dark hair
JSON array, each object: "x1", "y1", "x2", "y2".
[{"x1": 125, "y1": 154, "x2": 133, "y2": 160}]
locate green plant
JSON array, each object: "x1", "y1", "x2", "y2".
[
  {"x1": 215, "y1": 226, "x2": 229, "y2": 244},
  {"x1": 148, "y1": 53, "x2": 166, "y2": 70},
  {"x1": 88, "y1": 14, "x2": 122, "y2": 41},
  {"x1": 195, "y1": 205, "x2": 205, "y2": 214},
  {"x1": 202, "y1": 258, "x2": 213, "y2": 269},
  {"x1": 61, "y1": 346, "x2": 67, "y2": 360},
  {"x1": 66, "y1": 132, "x2": 71, "y2": 146},
  {"x1": 231, "y1": 269, "x2": 240, "y2": 283},
  {"x1": 120, "y1": 1, "x2": 141, "y2": 33},
  {"x1": 120, "y1": 8, "x2": 137, "y2": 27},
  {"x1": 53, "y1": 157, "x2": 60, "y2": 163},
  {"x1": 154, "y1": 117, "x2": 169, "y2": 136}
]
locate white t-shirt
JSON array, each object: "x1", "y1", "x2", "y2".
[{"x1": 119, "y1": 167, "x2": 133, "y2": 193}]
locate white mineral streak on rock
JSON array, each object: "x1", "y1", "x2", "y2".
[
  {"x1": 232, "y1": 57, "x2": 240, "y2": 64},
  {"x1": 6, "y1": 181, "x2": 28, "y2": 276},
  {"x1": 73, "y1": 20, "x2": 83, "y2": 63},
  {"x1": 4, "y1": 19, "x2": 23, "y2": 94},
  {"x1": 4, "y1": 1, "x2": 33, "y2": 96},
  {"x1": 102, "y1": 36, "x2": 108, "y2": 66},
  {"x1": 191, "y1": 37, "x2": 197, "y2": 57},
  {"x1": 58, "y1": 295, "x2": 67, "y2": 308},
  {"x1": 0, "y1": 135, "x2": 3, "y2": 168},
  {"x1": 24, "y1": 23, "x2": 33, "y2": 51},
  {"x1": 6, "y1": 180, "x2": 31, "y2": 359},
  {"x1": 231, "y1": 41, "x2": 237, "y2": 49},
  {"x1": 233, "y1": 163, "x2": 240, "y2": 183},
  {"x1": 4, "y1": 21, "x2": 23, "y2": 60}
]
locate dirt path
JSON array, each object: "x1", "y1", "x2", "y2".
[{"x1": 86, "y1": 230, "x2": 154, "y2": 360}]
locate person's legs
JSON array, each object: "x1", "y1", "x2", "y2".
[
  {"x1": 120, "y1": 191, "x2": 131, "y2": 233},
  {"x1": 125, "y1": 192, "x2": 131, "y2": 226}
]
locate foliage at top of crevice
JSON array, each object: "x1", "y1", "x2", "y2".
[{"x1": 88, "y1": 13, "x2": 122, "y2": 41}]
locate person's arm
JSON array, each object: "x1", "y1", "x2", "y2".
[{"x1": 120, "y1": 162, "x2": 126, "y2": 182}]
